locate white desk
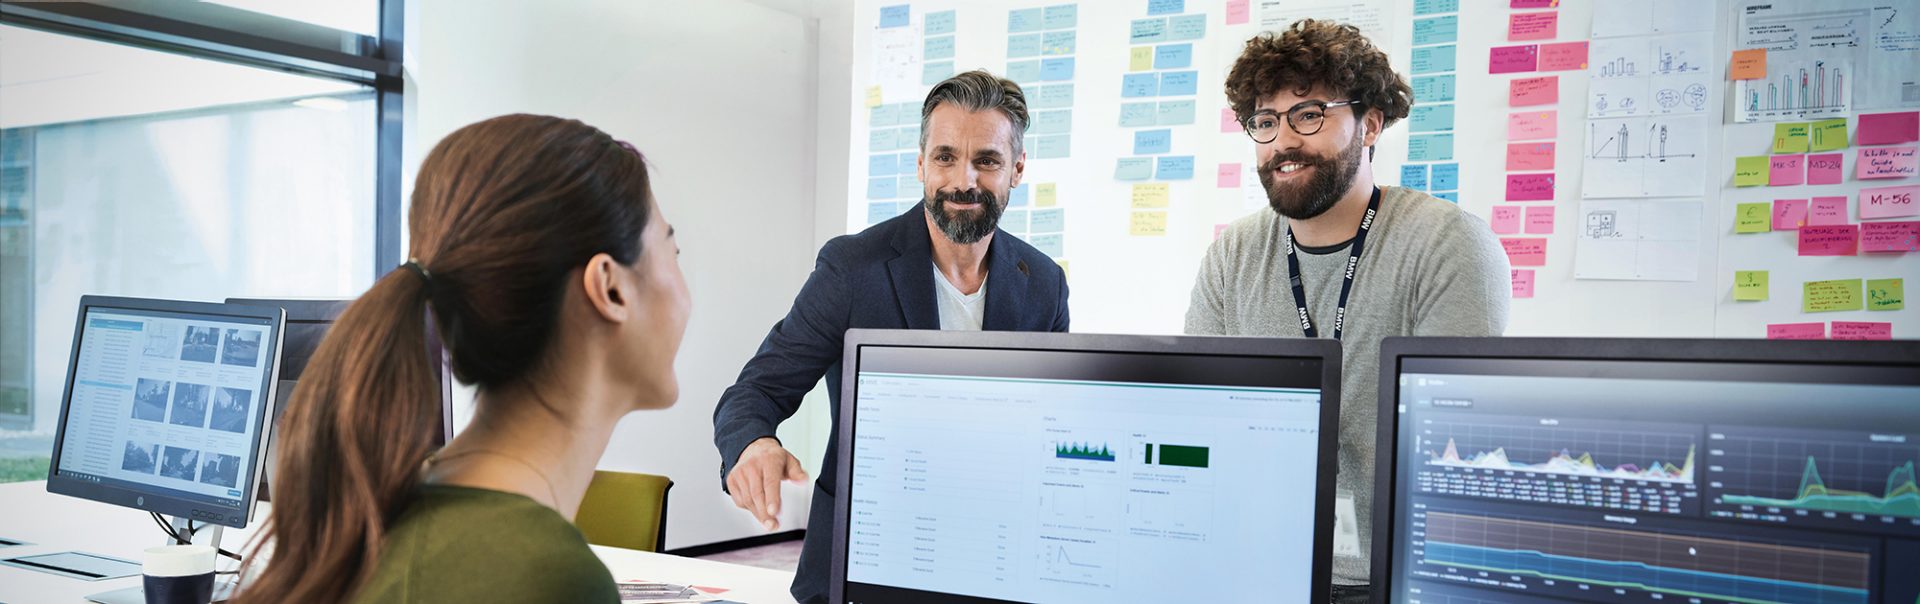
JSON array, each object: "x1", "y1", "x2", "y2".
[{"x1": 0, "y1": 481, "x2": 797, "y2": 603}]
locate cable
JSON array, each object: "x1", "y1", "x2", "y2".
[{"x1": 150, "y1": 513, "x2": 244, "y2": 562}]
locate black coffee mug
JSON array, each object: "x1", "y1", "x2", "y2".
[{"x1": 142, "y1": 545, "x2": 215, "y2": 604}]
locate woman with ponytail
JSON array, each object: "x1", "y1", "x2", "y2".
[{"x1": 232, "y1": 114, "x2": 689, "y2": 603}]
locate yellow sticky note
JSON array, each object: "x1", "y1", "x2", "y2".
[
  {"x1": 1129, "y1": 210, "x2": 1167, "y2": 236},
  {"x1": 1867, "y1": 278, "x2": 1906, "y2": 311},
  {"x1": 1129, "y1": 47, "x2": 1153, "y2": 72},
  {"x1": 1803, "y1": 279, "x2": 1864, "y2": 313},
  {"x1": 1772, "y1": 123, "x2": 1810, "y2": 154},
  {"x1": 1734, "y1": 271, "x2": 1769, "y2": 301},
  {"x1": 1734, "y1": 203, "x2": 1772, "y2": 233},
  {"x1": 1036, "y1": 183, "x2": 1057, "y2": 207},
  {"x1": 1056, "y1": 259, "x2": 1070, "y2": 280},
  {"x1": 1810, "y1": 118, "x2": 1848, "y2": 152},
  {"x1": 865, "y1": 86, "x2": 883, "y2": 108},
  {"x1": 1733, "y1": 156, "x2": 1769, "y2": 187},
  {"x1": 1131, "y1": 183, "x2": 1170, "y2": 208}
]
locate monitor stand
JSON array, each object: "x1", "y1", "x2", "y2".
[{"x1": 85, "y1": 516, "x2": 239, "y2": 604}]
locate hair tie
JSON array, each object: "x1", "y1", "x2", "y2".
[{"x1": 400, "y1": 258, "x2": 433, "y2": 287}]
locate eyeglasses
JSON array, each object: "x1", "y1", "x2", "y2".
[{"x1": 1241, "y1": 100, "x2": 1360, "y2": 143}]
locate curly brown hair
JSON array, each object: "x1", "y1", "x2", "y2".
[{"x1": 1224, "y1": 19, "x2": 1413, "y2": 132}]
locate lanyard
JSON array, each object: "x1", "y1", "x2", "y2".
[{"x1": 1283, "y1": 187, "x2": 1381, "y2": 341}]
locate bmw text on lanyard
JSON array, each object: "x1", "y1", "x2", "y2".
[{"x1": 1283, "y1": 187, "x2": 1382, "y2": 341}]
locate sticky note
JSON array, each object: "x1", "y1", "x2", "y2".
[
  {"x1": 1039, "y1": 58, "x2": 1075, "y2": 81},
  {"x1": 1511, "y1": 0, "x2": 1558, "y2": 7},
  {"x1": 865, "y1": 86, "x2": 883, "y2": 108},
  {"x1": 1003, "y1": 207, "x2": 1028, "y2": 233},
  {"x1": 1733, "y1": 156, "x2": 1769, "y2": 187},
  {"x1": 1509, "y1": 76, "x2": 1557, "y2": 106},
  {"x1": 1491, "y1": 206, "x2": 1522, "y2": 234},
  {"x1": 1734, "y1": 271, "x2": 1769, "y2": 301},
  {"x1": 1221, "y1": 107, "x2": 1241, "y2": 133},
  {"x1": 1409, "y1": 134, "x2": 1455, "y2": 161},
  {"x1": 1773, "y1": 199, "x2": 1808, "y2": 230},
  {"x1": 1525, "y1": 205, "x2": 1555, "y2": 234},
  {"x1": 1501, "y1": 238, "x2": 1547, "y2": 266},
  {"x1": 1735, "y1": 203, "x2": 1772, "y2": 233},
  {"x1": 1808, "y1": 196, "x2": 1848, "y2": 225},
  {"x1": 1506, "y1": 174, "x2": 1555, "y2": 201},
  {"x1": 1160, "y1": 71, "x2": 1199, "y2": 96},
  {"x1": 1511, "y1": 269, "x2": 1536, "y2": 298},
  {"x1": 1115, "y1": 157, "x2": 1154, "y2": 180},
  {"x1": 1130, "y1": 18, "x2": 1168, "y2": 44},
  {"x1": 879, "y1": 4, "x2": 909, "y2": 28},
  {"x1": 1155, "y1": 43, "x2": 1193, "y2": 69},
  {"x1": 1123, "y1": 73, "x2": 1160, "y2": 98},
  {"x1": 1043, "y1": 4, "x2": 1077, "y2": 29},
  {"x1": 1772, "y1": 123, "x2": 1810, "y2": 154},
  {"x1": 1797, "y1": 225, "x2": 1859, "y2": 256},
  {"x1": 1768, "y1": 154, "x2": 1805, "y2": 186},
  {"x1": 1506, "y1": 142, "x2": 1555, "y2": 171},
  {"x1": 1806, "y1": 153, "x2": 1844, "y2": 185},
  {"x1": 1009, "y1": 7, "x2": 1042, "y2": 32},
  {"x1": 1508, "y1": 111, "x2": 1557, "y2": 140},
  {"x1": 1226, "y1": 0, "x2": 1250, "y2": 24},
  {"x1": 1435, "y1": 192, "x2": 1459, "y2": 203},
  {"x1": 1131, "y1": 183, "x2": 1169, "y2": 208},
  {"x1": 1036, "y1": 135, "x2": 1070, "y2": 159},
  {"x1": 1432, "y1": 163, "x2": 1460, "y2": 190},
  {"x1": 1218, "y1": 163, "x2": 1242, "y2": 188},
  {"x1": 1862, "y1": 221, "x2": 1920, "y2": 253},
  {"x1": 866, "y1": 176, "x2": 897, "y2": 200},
  {"x1": 1831, "y1": 321, "x2": 1892, "y2": 341},
  {"x1": 1119, "y1": 102, "x2": 1157, "y2": 127},
  {"x1": 1729, "y1": 49, "x2": 1766, "y2": 80},
  {"x1": 1134, "y1": 129, "x2": 1172, "y2": 155},
  {"x1": 1860, "y1": 184, "x2": 1920, "y2": 220},
  {"x1": 1030, "y1": 233, "x2": 1063, "y2": 257},
  {"x1": 1031, "y1": 110, "x2": 1072, "y2": 135},
  {"x1": 1415, "y1": 74, "x2": 1457, "y2": 103},
  {"x1": 1167, "y1": 15, "x2": 1206, "y2": 41},
  {"x1": 924, "y1": 36, "x2": 956, "y2": 62},
  {"x1": 868, "y1": 153, "x2": 897, "y2": 176},
  {"x1": 1030, "y1": 208, "x2": 1064, "y2": 232},
  {"x1": 923, "y1": 61, "x2": 956, "y2": 85},
  {"x1": 1411, "y1": 104, "x2": 1456, "y2": 132},
  {"x1": 1413, "y1": 16, "x2": 1459, "y2": 46},
  {"x1": 1041, "y1": 31, "x2": 1076, "y2": 56},
  {"x1": 1767, "y1": 323, "x2": 1825, "y2": 340},
  {"x1": 1810, "y1": 118, "x2": 1848, "y2": 151},
  {"x1": 1157, "y1": 155, "x2": 1195, "y2": 180},
  {"x1": 1147, "y1": 0, "x2": 1184, "y2": 16},
  {"x1": 1035, "y1": 183, "x2": 1057, "y2": 207},
  {"x1": 1867, "y1": 278, "x2": 1906, "y2": 310},
  {"x1": 1401, "y1": 165, "x2": 1430, "y2": 190},
  {"x1": 1416, "y1": 0, "x2": 1460, "y2": 14},
  {"x1": 1412, "y1": 46, "x2": 1457, "y2": 74},
  {"x1": 1008, "y1": 60, "x2": 1041, "y2": 83},
  {"x1": 1158, "y1": 99, "x2": 1197, "y2": 126},
  {"x1": 925, "y1": 10, "x2": 955, "y2": 35},
  {"x1": 1489, "y1": 45, "x2": 1540, "y2": 74},
  {"x1": 1857, "y1": 146, "x2": 1918, "y2": 180},
  {"x1": 1129, "y1": 47, "x2": 1154, "y2": 71},
  {"x1": 1130, "y1": 210, "x2": 1168, "y2": 236},
  {"x1": 1508, "y1": 12, "x2": 1557, "y2": 41},
  {"x1": 1215, "y1": 223, "x2": 1229, "y2": 240},
  {"x1": 1857, "y1": 111, "x2": 1920, "y2": 146},
  {"x1": 1803, "y1": 279, "x2": 1864, "y2": 312},
  {"x1": 1538, "y1": 41, "x2": 1589, "y2": 71}
]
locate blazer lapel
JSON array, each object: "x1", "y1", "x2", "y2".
[
  {"x1": 887, "y1": 211, "x2": 940, "y2": 330},
  {"x1": 981, "y1": 232, "x2": 1032, "y2": 331}
]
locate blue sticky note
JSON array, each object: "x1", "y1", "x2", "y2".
[
  {"x1": 894, "y1": 127, "x2": 920, "y2": 151},
  {"x1": 922, "y1": 61, "x2": 955, "y2": 86},
  {"x1": 1431, "y1": 163, "x2": 1460, "y2": 191},
  {"x1": 1411, "y1": 45, "x2": 1457, "y2": 74},
  {"x1": 1408, "y1": 133, "x2": 1455, "y2": 162},
  {"x1": 1154, "y1": 43, "x2": 1193, "y2": 69},
  {"x1": 1412, "y1": 74, "x2": 1455, "y2": 103},
  {"x1": 1134, "y1": 129, "x2": 1172, "y2": 154},
  {"x1": 1159, "y1": 71, "x2": 1198, "y2": 96},
  {"x1": 1043, "y1": 4, "x2": 1078, "y2": 30},
  {"x1": 1031, "y1": 208, "x2": 1066, "y2": 232},
  {"x1": 1119, "y1": 102, "x2": 1158, "y2": 127},
  {"x1": 1122, "y1": 73, "x2": 1160, "y2": 98},
  {"x1": 1034, "y1": 85, "x2": 1074, "y2": 109},
  {"x1": 1037, "y1": 135, "x2": 1071, "y2": 159},
  {"x1": 1409, "y1": 103, "x2": 1455, "y2": 133},
  {"x1": 1009, "y1": 8, "x2": 1043, "y2": 33},
  {"x1": 1157, "y1": 99, "x2": 1196, "y2": 125},
  {"x1": 867, "y1": 176, "x2": 898, "y2": 200},
  {"x1": 1009, "y1": 183, "x2": 1030, "y2": 206},
  {"x1": 1042, "y1": 30, "x2": 1076, "y2": 56},
  {"x1": 878, "y1": 103, "x2": 905, "y2": 127},
  {"x1": 1002, "y1": 208, "x2": 1030, "y2": 234},
  {"x1": 870, "y1": 104, "x2": 897, "y2": 128},
  {"x1": 1032, "y1": 110, "x2": 1072, "y2": 135},
  {"x1": 898, "y1": 175, "x2": 918, "y2": 197},
  {"x1": 1115, "y1": 157, "x2": 1154, "y2": 180},
  {"x1": 925, "y1": 10, "x2": 956, "y2": 35},
  {"x1": 868, "y1": 202, "x2": 897, "y2": 224},
  {"x1": 1008, "y1": 33, "x2": 1043, "y2": 58},
  {"x1": 1039, "y1": 57, "x2": 1075, "y2": 81},
  {"x1": 1412, "y1": 16, "x2": 1458, "y2": 46},
  {"x1": 1156, "y1": 155, "x2": 1195, "y2": 180},
  {"x1": 900, "y1": 150, "x2": 919, "y2": 166},
  {"x1": 869, "y1": 128, "x2": 893, "y2": 151},
  {"x1": 1008, "y1": 60, "x2": 1042, "y2": 83},
  {"x1": 1433, "y1": 191, "x2": 1459, "y2": 203},
  {"x1": 1414, "y1": 0, "x2": 1459, "y2": 15},
  {"x1": 879, "y1": 5, "x2": 909, "y2": 28},
  {"x1": 1130, "y1": 18, "x2": 1168, "y2": 44},
  {"x1": 1147, "y1": 0, "x2": 1185, "y2": 15},
  {"x1": 925, "y1": 36, "x2": 955, "y2": 61},
  {"x1": 1167, "y1": 14, "x2": 1205, "y2": 41},
  {"x1": 869, "y1": 154, "x2": 897, "y2": 176},
  {"x1": 1031, "y1": 233, "x2": 1065, "y2": 257},
  {"x1": 1400, "y1": 164, "x2": 1429, "y2": 190}
]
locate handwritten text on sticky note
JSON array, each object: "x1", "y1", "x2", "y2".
[
  {"x1": 1861, "y1": 221, "x2": 1920, "y2": 253},
  {"x1": 1798, "y1": 225, "x2": 1859, "y2": 256},
  {"x1": 1856, "y1": 146, "x2": 1917, "y2": 180},
  {"x1": 1860, "y1": 184, "x2": 1919, "y2": 220},
  {"x1": 1803, "y1": 279, "x2": 1864, "y2": 312}
]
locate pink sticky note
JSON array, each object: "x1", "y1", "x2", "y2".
[
  {"x1": 1506, "y1": 142, "x2": 1556, "y2": 171},
  {"x1": 1524, "y1": 205, "x2": 1555, "y2": 234},
  {"x1": 1491, "y1": 206, "x2": 1523, "y2": 234},
  {"x1": 1806, "y1": 153, "x2": 1844, "y2": 185},
  {"x1": 1768, "y1": 154, "x2": 1805, "y2": 186},
  {"x1": 1861, "y1": 221, "x2": 1920, "y2": 253},
  {"x1": 1506, "y1": 173, "x2": 1555, "y2": 201},
  {"x1": 1508, "y1": 111, "x2": 1557, "y2": 141},
  {"x1": 1220, "y1": 107, "x2": 1239, "y2": 133},
  {"x1": 1490, "y1": 45, "x2": 1541, "y2": 74},
  {"x1": 1857, "y1": 111, "x2": 1920, "y2": 146},
  {"x1": 1509, "y1": 76, "x2": 1558, "y2": 106},
  {"x1": 1808, "y1": 196, "x2": 1849, "y2": 225},
  {"x1": 1501, "y1": 238, "x2": 1547, "y2": 266},
  {"x1": 1217, "y1": 163, "x2": 1242, "y2": 188},
  {"x1": 1511, "y1": 0, "x2": 1559, "y2": 7},
  {"x1": 1772, "y1": 199, "x2": 1808, "y2": 230},
  {"x1": 1511, "y1": 269, "x2": 1536, "y2": 298},
  {"x1": 1537, "y1": 41, "x2": 1589, "y2": 71},
  {"x1": 1215, "y1": 223, "x2": 1229, "y2": 240},
  {"x1": 1798, "y1": 225, "x2": 1860, "y2": 256},
  {"x1": 1508, "y1": 12, "x2": 1558, "y2": 41},
  {"x1": 1857, "y1": 146, "x2": 1918, "y2": 180},
  {"x1": 1767, "y1": 322, "x2": 1826, "y2": 340},
  {"x1": 1225, "y1": 0, "x2": 1250, "y2": 25},
  {"x1": 1831, "y1": 321, "x2": 1893, "y2": 341},
  {"x1": 1860, "y1": 184, "x2": 1920, "y2": 220}
]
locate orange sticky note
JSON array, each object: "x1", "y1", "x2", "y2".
[{"x1": 1730, "y1": 49, "x2": 1766, "y2": 81}]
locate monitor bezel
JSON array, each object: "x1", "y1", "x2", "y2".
[
  {"x1": 46, "y1": 295, "x2": 287, "y2": 529},
  {"x1": 830, "y1": 329, "x2": 1343, "y2": 604},
  {"x1": 1368, "y1": 336, "x2": 1920, "y2": 604}
]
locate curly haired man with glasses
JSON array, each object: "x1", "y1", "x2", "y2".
[{"x1": 1185, "y1": 19, "x2": 1511, "y2": 604}]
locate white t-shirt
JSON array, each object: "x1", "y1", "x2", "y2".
[{"x1": 932, "y1": 263, "x2": 986, "y2": 331}]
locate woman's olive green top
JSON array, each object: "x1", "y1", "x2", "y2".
[{"x1": 351, "y1": 484, "x2": 618, "y2": 603}]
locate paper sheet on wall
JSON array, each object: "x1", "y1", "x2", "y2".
[
  {"x1": 870, "y1": 25, "x2": 922, "y2": 99},
  {"x1": 1581, "y1": 115, "x2": 1708, "y2": 198},
  {"x1": 1574, "y1": 199, "x2": 1701, "y2": 281},
  {"x1": 1738, "y1": 0, "x2": 1918, "y2": 110},
  {"x1": 1259, "y1": 0, "x2": 1392, "y2": 45}
]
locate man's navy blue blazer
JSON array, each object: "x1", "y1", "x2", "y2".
[{"x1": 712, "y1": 205, "x2": 1069, "y2": 603}]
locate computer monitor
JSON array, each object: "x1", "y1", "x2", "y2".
[
  {"x1": 830, "y1": 330, "x2": 1342, "y2": 604},
  {"x1": 224, "y1": 297, "x2": 455, "y2": 502},
  {"x1": 1374, "y1": 337, "x2": 1920, "y2": 604},
  {"x1": 46, "y1": 296, "x2": 286, "y2": 529}
]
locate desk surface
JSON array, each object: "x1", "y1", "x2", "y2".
[{"x1": 0, "y1": 480, "x2": 797, "y2": 603}]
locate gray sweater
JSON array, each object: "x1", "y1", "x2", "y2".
[{"x1": 1185, "y1": 185, "x2": 1511, "y2": 586}]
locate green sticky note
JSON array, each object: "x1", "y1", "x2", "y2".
[
  {"x1": 1734, "y1": 156, "x2": 1769, "y2": 187},
  {"x1": 1734, "y1": 271, "x2": 1769, "y2": 301},
  {"x1": 1810, "y1": 118, "x2": 1849, "y2": 152},
  {"x1": 1867, "y1": 278, "x2": 1906, "y2": 311},
  {"x1": 1772, "y1": 123, "x2": 1810, "y2": 154},
  {"x1": 1803, "y1": 279, "x2": 1864, "y2": 313},
  {"x1": 1734, "y1": 203, "x2": 1772, "y2": 233}
]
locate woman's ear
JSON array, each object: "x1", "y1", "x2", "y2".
[{"x1": 579, "y1": 253, "x2": 632, "y2": 323}]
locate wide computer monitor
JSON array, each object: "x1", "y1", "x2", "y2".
[
  {"x1": 46, "y1": 296, "x2": 286, "y2": 528},
  {"x1": 1374, "y1": 337, "x2": 1920, "y2": 604},
  {"x1": 830, "y1": 330, "x2": 1343, "y2": 604}
]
